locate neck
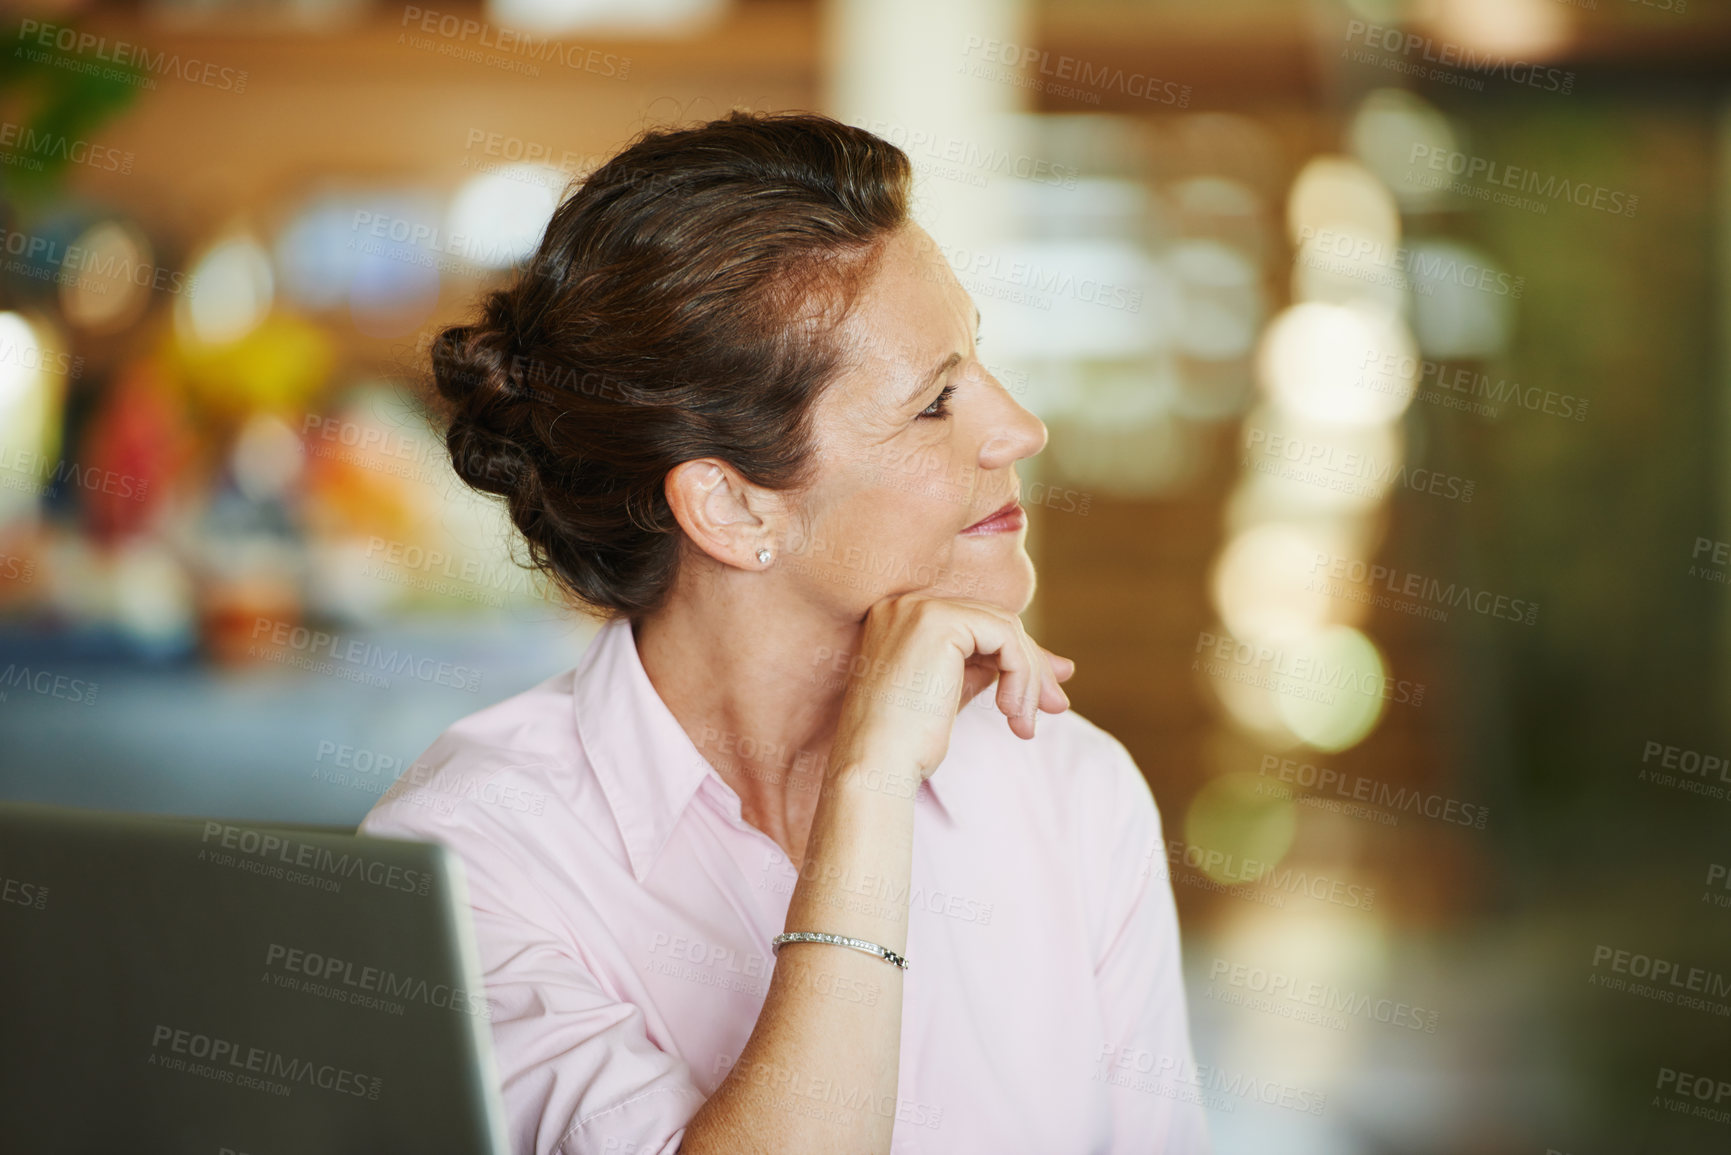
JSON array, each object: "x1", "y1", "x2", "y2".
[{"x1": 633, "y1": 570, "x2": 862, "y2": 866}]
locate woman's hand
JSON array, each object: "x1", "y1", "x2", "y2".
[{"x1": 828, "y1": 592, "x2": 1077, "y2": 780}]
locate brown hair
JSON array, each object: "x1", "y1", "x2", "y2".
[{"x1": 426, "y1": 110, "x2": 912, "y2": 620}]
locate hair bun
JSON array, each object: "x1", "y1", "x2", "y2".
[{"x1": 428, "y1": 309, "x2": 540, "y2": 500}]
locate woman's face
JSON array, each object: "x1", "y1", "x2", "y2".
[{"x1": 782, "y1": 222, "x2": 1048, "y2": 618}]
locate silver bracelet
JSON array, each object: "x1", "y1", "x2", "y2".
[{"x1": 771, "y1": 931, "x2": 909, "y2": 970}]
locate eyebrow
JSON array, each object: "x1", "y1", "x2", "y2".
[{"x1": 902, "y1": 304, "x2": 983, "y2": 407}]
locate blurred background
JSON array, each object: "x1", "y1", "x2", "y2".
[{"x1": 1, "y1": 0, "x2": 1727, "y2": 1150}]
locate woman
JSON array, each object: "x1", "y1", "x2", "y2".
[{"x1": 363, "y1": 111, "x2": 1208, "y2": 1155}]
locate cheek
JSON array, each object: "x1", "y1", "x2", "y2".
[
  {"x1": 854, "y1": 473, "x2": 963, "y2": 544},
  {"x1": 805, "y1": 464, "x2": 964, "y2": 570},
  {"x1": 798, "y1": 418, "x2": 977, "y2": 547}
]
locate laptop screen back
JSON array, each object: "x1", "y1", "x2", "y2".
[{"x1": 0, "y1": 801, "x2": 510, "y2": 1155}]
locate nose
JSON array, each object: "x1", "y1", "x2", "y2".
[{"x1": 978, "y1": 387, "x2": 1048, "y2": 471}]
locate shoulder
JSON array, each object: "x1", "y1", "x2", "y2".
[
  {"x1": 948, "y1": 698, "x2": 1172, "y2": 957},
  {"x1": 427, "y1": 666, "x2": 586, "y2": 772},
  {"x1": 951, "y1": 696, "x2": 1164, "y2": 840},
  {"x1": 357, "y1": 668, "x2": 613, "y2": 883}
]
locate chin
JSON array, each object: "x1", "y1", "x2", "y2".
[{"x1": 947, "y1": 545, "x2": 1036, "y2": 614}]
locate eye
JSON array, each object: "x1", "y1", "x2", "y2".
[{"x1": 919, "y1": 382, "x2": 957, "y2": 419}]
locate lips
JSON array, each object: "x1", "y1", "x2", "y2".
[{"x1": 960, "y1": 497, "x2": 1025, "y2": 535}]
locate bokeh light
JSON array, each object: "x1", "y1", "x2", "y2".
[
  {"x1": 1405, "y1": 238, "x2": 1517, "y2": 358},
  {"x1": 1286, "y1": 155, "x2": 1401, "y2": 252},
  {"x1": 1432, "y1": 0, "x2": 1573, "y2": 59},
  {"x1": 446, "y1": 165, "x2": 565, "y2": 270},
  {"x1": 1347, "y1": 89, "x2": 1459, "y2": 213},
  {"x1": 1257, "y1": 302, "x2": 1418, "y2": 427},
  {"x1": 1211, "y1": 520, "x2": 1370, "y2": 640},
  {"x1": 0, "y1": 312, "x2": 66, "y2": 534},
  {"x1": 231, "y1": 412, "x2": 307, "y2": 504},
  {"x1": 177, "y1": 234, "x2": 275, "y2": 346},
  {"x1": 60, "y1": 220, "x2": 153, "y2": 334},
  {"x1": 1270, "y1": 625, "x2": 1390, "y2": 752},
  {"x1": 275, "y1": 197, "x2": 364, "y2": 313},
  {"x1": 1172, "y1": 239, "x2": 1264, "y2": 361},
  {"x1": 1183, "y1": 771, "x2": 1299, "y2": 885}
]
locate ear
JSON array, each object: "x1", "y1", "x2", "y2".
[{"x1": 664, "y1": 458, "x2": 777, "y2": 571}]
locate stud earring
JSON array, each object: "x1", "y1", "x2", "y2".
[{"x1": 756, "y1": 548, "x2": 772, "y2": 565}]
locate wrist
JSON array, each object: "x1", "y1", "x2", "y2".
[{"x1": 824, "y1": 759, "x2": 923, "y2": 803}]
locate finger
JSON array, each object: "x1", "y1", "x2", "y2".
[
  {"x1": 959, "y1": 659, "x2": 999, "y2": 708},
  {"x1": 1010, "y1": 627, "x2": 1062, "y2": 722},
  {"x1": 981, "y1": 626, "x2": 1036, "y2": 738},
  {"x1": 995, "y1": 658, "x2": 1034, "y2": 739},
  {"x1": 1018, "y1": 627, "x2": 1051, "y2": 729},
  {"x1": 954, "y1": 603, "x2": 1041, "y2": 739},
  {"x1": 1015, "y1": 628, "x2": 1052, "y2": 736},
  {"x1": 1017, "y1": 631, "x2": 1045, "y2": 725},
  {"x1": 1034, "y1": 647, "x2": 1070, "y2": 714},
  {"x1": 996, "y1": 623, "x2": 1050, "y2": 737}
]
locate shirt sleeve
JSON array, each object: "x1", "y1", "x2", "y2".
[
  {"x1": 1091, "y1": 747, "x2": 1214, "y2": 1155},
  {"x1": 465, "y1": 893, "x2": 708, "y2": 1155},
  {"x1": 365, "y1": 798, "x2": 707, "y2": 1155}
]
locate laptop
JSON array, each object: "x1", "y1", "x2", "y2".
[{"x1": 0, "y1": 801, "x2": 512, "y2": 1155}]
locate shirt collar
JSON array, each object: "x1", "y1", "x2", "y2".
[
  {"x1": 572, "y1": 616, "x2": 968, "y2": 882},
  {"x1": 572, "y1": 616, "x2": 717, "y2": 883}
]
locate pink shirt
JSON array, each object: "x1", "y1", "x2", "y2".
[{"x1": 361, "y1": 616, "x2": 1209, "y2": 1155}]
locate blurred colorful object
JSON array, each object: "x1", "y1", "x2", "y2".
[
  {"x1": 78, "y1": 356, "x2": 198, "y2": 542},
  {"x1": 299, "y1": 384, "x2": 440, "y2": 548},
  {"x1": 0, "y1": 25, "x2": 139, "y2": 208},
  {"x1": 169, "y1": 310, "x2": 334, "y2": 421}
]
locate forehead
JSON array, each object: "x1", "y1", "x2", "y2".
[{"x1": 837, "y1": 223, "x2": 973, "y2": 370}]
